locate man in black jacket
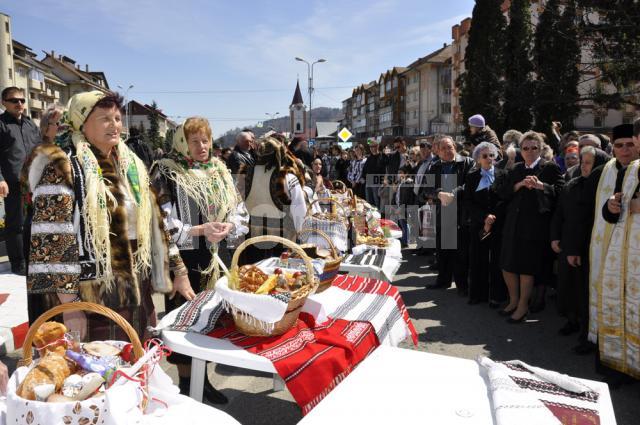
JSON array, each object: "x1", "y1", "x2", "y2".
[
  {"x1": 362, "y1": 141, "x2": 387, "y2": 209},
  {"x1": 420, "y1": 136, "x2": 475, "y2": 293},
  {"x1": 0, "y1": 87, "x2": 42, "y2": 275},
  {"x1": 227, "y1": 130, "x2": 256, "y2": 175}
]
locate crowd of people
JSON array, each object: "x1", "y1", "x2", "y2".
[{"x1": 0, "y1": 84, "x2": 639, "y2": 396}]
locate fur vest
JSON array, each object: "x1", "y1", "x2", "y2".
[{"x1": 25, "y1": 143, "x2": 174, "y2": 310}]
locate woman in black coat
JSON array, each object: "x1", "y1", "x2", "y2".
[
  {"x1": 463, "y1": 142, "x2": 508, "y2": 307},
  {"x1": 550, "y1": 146, "x2": 609, "y2": 343},
  {"x1": 499, "y1": 131, "x2": 565, "y2": 323}
]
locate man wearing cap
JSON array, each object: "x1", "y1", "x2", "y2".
[
  {"x1": 361, "y1": 140, "x2": 386, "y2": 209},
  {"x1": 0, "y1": 87, "x2": 41, "y2": 275},
  {"x1": 584, "y1": 122, "x2": 640, "y2": 384},
  {"x1": 468, "y1": 114, "x2": 501, "y2": 154}
]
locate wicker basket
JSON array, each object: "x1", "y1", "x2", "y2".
[
  {"x1": 297, "y1": 228, "x2": 343, "y2": 292},
  {"x1": 20, "y1": 301, "x2": 145, "y2": 367},
  {"x1": 13, "y1": 302, "x2": 148, "y2": 413},
  {"x1": 230, "y1": 236, "x2": 318, "y2": 337},
  {"x1": 302, "y1": 198, "x2": 350, "y2": 252}
]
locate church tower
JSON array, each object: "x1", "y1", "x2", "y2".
[{"x1": 290, "y1": 79, "x2": 307, "y2": 135}]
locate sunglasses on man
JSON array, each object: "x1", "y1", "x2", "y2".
[
  {"x1": 481, "y1": 153, "x2": 496, "y2": 159},
  {"x1": 521, "y1": 146, "x2": 539, "y2": 152},
  {"x1": 4, "y1": 98, "x2": 26, "y2": 104},
  {"x1": 613, "y1": 141, "x2": 635, "y2": 149}
]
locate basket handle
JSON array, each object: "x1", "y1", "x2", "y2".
[
  {"x1": 20, "y1": 302, "x2": 145, "y2": 367},
  {"x1": 231, "y1": 236, "x2": 315, "y2": 285},
  {"x1": 331, "y1": 180, "x2": 347, "y2": 192},
  {"x1": 307, "y1": 197, "x2": 347, "y2": 218},
  {"x1": 297, "y1": 228, "x2": 339, "y2": 258},
  {"x1": 346, "y1": 188, "x2": 357, "y2": 209}
]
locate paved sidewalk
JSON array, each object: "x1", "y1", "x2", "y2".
[{"x1": 0, "y1": 272, "x2": 28, "y2": 356}]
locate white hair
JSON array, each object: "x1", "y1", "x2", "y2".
[
  {"x1": 235, "y1": 131, "x2": 253, "y2": 143},
  {"x1": 472, "y1": 142, "x2": 499, "y2": 162}
]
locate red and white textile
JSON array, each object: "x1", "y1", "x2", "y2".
[
  {"x1": 304, "y1": 275, "x2": 418, "y2": 346},
  {"x1": 479, "y1": 357, "x2": 602, "y2": 425},
  {"x1": 208, "y1": 313, "x2": 379, "y2": 415}
]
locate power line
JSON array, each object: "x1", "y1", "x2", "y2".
[{"x1": 133, "y1": 85, "x2": 354, "y2": 94}]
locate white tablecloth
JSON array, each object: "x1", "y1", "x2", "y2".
[
  {"x1": 298, "y1": 346, "x2": 616, "y2": 425},
  {"x1": 339, "y1": 254, "x2": 401, "y2": 282}
]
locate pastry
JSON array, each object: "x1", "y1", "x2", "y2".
[
  {"x1": 33, "y1": 322, "x2": 68, "y2": 357},
  {"x1": 18, "y1": 352, "x2": 73, "y2": 400},
  {"x1": 83, "y1": 342, "x2": 121, "y2": 358}
]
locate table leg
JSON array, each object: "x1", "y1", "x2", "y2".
[
  {"x1": 273, "y1": 374, "x2": 285, "y2": 392},
  {"x1": 190, "y1": 358, "x2": 206, "y2": 402}
]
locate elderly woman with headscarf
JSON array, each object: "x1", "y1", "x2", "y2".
[
  {"x1": 550, "y1": 145, "x2": 609, "y2": 353},
  {"x1": 462, "y1": 142, "x2": 508, "y2": 307},
  {"x1": 498, "y1": 131, "x2": 564, "y2": 323},
  {"x1": 150, "y1": 116, "x2": 247, "y2": 404},
  {"x1": 25, "y1": 91, "x2": 190, "y2": 341},
  {"x1": 240, "y1": 134, "x2": 308, "y2": 263}
]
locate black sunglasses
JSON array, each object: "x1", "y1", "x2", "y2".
[
  {"x1": 4, "y1": 98, "x2": 26, "y2": 104},
  {"x1": 613, "y1": 141, "x2": 635, "y2": 149},
  {"x1": 522, "y1": 146, "x2": 539, "y2": 152},
  {"x1": 481, "y1": 153, "x2": 496, "y2": 159}
]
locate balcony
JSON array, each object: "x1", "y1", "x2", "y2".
[
  {"x1": 29, "y1": 79, "x2": 44, "y2": 91},
  {"x1": 30, "y1": 99, "x2": 44, "y2": 110}
]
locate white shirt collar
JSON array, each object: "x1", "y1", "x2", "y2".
[{"x1": 525, "y1": 157, "x2": 542, "y2": 169}]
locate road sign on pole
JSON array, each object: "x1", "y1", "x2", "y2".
[{"x1": 338, "y1": 127, "x2": 353, "y2": 142}]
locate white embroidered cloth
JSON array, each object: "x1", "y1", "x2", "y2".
[{"x1": 479, "y1": 357, "x2": 601, "y2": 425}]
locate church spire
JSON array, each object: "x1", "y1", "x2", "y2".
[{"x1": 291, "y1": 79, "x2": 304, "y2": 106}]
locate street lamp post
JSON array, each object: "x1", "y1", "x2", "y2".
[
  {"x1": 265, "y1": 112, "x2": 280, "y2": 131},
  {"x1": 295, "y1": 57, "x2": 326, "y2": 138},
  {"x1": 117, "y1": 84, "x2": 134, "y2": 136}
]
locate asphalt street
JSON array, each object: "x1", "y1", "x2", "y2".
[{"x1": 3, "y1": 249, "x2": 638, "y2": 424}]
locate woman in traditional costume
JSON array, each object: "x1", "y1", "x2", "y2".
[
  {"x1": 25, "y1": 91, "x2": 190, "y2": 341},
  {"x1": 150, "y1": 117, "x2": 248, "y2": 403},
  {"x1": 240, "y1": 134, "x2": 308, "y2": 263}
]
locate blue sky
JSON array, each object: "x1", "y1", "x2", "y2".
[{"x1": 5, "y1": 0, "x2": 474, "y2": 136}]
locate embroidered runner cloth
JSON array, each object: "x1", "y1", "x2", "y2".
[
  {"x1": 479, "y1": 357, "x2": 601, "y2": 425},
  {"x1": 208, "y1": 313, "x2": 379, "y2": 415},
  {"x1": 303, "y1": 275, "x2": 418, "y2": 346}
]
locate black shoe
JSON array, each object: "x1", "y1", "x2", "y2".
[
  {"x1": 203, "y1": 379, "x2": 228, "y2": 404},
  {"x1": 573, "y1": 341, "x2": 595, "y2": 355},
  {"x1": 529, "y1": 300, "x2": 546, "y2": 314},
  {"x1": 498, "y1": 307, "x2": 516, "y2": 317},
  {"x1": 558, "y1": 321, "x2": 580, "y2": 336},
  {"x1": 488, "y1": 301, "x2": 501, "y2": 309},
  {"x1": 11, "y1": 263, "x2": 26, "y2": 276},
  {"x1": 178, "y1": 376, "x2": 228, "y2": 405},
  {"x1": 507, "y1": 311, "x2": 528, "y2": 324}
]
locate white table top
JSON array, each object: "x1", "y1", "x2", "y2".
[
  {"x1": 299, "y1": 346, "x2": 617, "y2": 425},
  {"x1": 340, "y1": 255, "x2": 402, "y2": 282},
  {"x1": 162, "y1": 329, "x2": 276, "y2": 373}
]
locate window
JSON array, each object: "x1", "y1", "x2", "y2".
[
  {"x1": 8, "y1": 68, "x2": 11, "y2": 79},
  {"x1": 6, "y1": 43, "x2": 10, "y2": 55},
  {"x1": 30, "y1": 92, "x2": 36, "y2": 99},
  {"x1": 380, "y1": 84, "x2": 385, "y2": 98},
  {"x1": 5, "y1": 22, "x2": 9, "y2": 33},
  {"x1": 386, "y1": 81, "x2": 391, "y2": 91},
  {"x1": 296, "y1": 123, "x2": 301, "y2": 131},
  {"x1": 17, "y1": 67, "x2": 26, "y2": 78},
  {"x1": 28, "y1": 69, "x2": 44, "y2": 82},
  {"x1": 413, "y1": 110, "x2": 418, "y2": 119},
  {"x1": 441, "y1": 103, "x2": 451, "y2": 114},
  {"x1": 594, "y1": 114, "x2": 603, "y2": 128},
  {"x1": 443, "y1": 87, "x2": 451, "y2": 96}
]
